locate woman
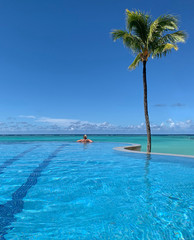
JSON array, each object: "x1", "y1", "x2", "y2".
[{"x1": 77, "y1": 135, "x2": 93, "y2": 143}]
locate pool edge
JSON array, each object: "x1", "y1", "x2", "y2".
[{"x1": 114, "y1": 144, "x2": 194, "y2": 159}]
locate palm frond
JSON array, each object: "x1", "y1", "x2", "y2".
[
  {"x1": 111, "y1": 29, "x2": 143, "y2": 53},
  {"x1": 148, "y1": 18, "x2": 160, "y2": 41},
  {"x1": 148, "y1": 15, "x2": 179, "y2": 43},
  {"x1": 163, "y1": 43, "x2": 178, "y2": 51},
  {"x1": 128, "y1": 53, "x2": 142, "y2": 70},
  {"x1": 152, "y1": 43, "x2": 178, "y2": 58},
  {"x1": 160, "y1": 31, "x2": 187, "y2": 44},
  {"x1": 126, "y1": 10, "x2": 151, "y2": 44},
  {"x1": 123, "y1": 35, "x2": 143, "y2": 53},
  {"x1": 155, "y1": 15, "x2": 178, "y2": 31},
  {"x1": 111, "y1": 29, "x2": 128, "y2": 41}
]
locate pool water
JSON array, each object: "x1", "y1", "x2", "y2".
[{"x1": 0, "y1": 142, "x2": 193, "y2": 239}]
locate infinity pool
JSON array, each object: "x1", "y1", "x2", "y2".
[{"x1": 0, "y1": 142, "x2": 193, "y2": 239}]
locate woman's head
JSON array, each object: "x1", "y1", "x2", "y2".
[{"x1": 83, "y1": 134, "x2": 87, "y2": 139}]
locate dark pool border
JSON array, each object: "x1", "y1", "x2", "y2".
[{"x1": 114, "y1": 143, "x2": 194, "y2": 159}]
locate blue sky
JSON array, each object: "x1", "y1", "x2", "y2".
[{"x1": 0, "y1": 0, "x2": 194, "y2": 134}]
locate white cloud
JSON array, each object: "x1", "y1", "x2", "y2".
[
  {"x1": 37, "y1": 117, "x2": 80, "y2": 126},
  {"x1": 165, "y1": 118, "x2": 193, "y2": 129},
  {"x1": 0, "y1": 116, "x2": 194, "y2": 133},
  {"x1": 36, "y1": 117, "x2": 115, "y2": 131}
]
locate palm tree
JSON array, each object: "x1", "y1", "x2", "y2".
[{"x1": 111, "y1": 10, "x2": 186, "y2": 152}]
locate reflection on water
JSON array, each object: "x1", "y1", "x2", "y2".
[{"x1": 144, "y1": 154, "x2": 152, "y2": 209}]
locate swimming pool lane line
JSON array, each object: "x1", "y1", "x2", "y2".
[
  {"x1": 0, "y1": 144, "x2": 66, "y2": 240},
  {"x1": 0, "y1": 145, "x2": 39, "y2": 175}
]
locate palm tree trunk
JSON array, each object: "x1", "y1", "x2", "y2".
[{"x1": 143, "y1": 60, "x2": 151, "y2": 152}]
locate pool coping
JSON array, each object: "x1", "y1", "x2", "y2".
[{"x1": 114, "y1": 143, "x2": 194, "y2": 159}]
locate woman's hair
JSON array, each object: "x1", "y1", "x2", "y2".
[{"x1": 83, "y1": 134, "x2": 87, "y2": 139}]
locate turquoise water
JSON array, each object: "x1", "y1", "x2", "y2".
[
  {"x1": 0, "y1": 142, "x2": 193, "y2": 239},
  {"x1": 0, "y1": 135, "x2": 194, "y2": 155}
]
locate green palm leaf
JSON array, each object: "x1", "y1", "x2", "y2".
[
  {"x1": 160, "y1": 31, "x2": 187, "y2": 44},
  {"x1": 152, "y1": 43, "x2": 178, "y2": 58},
  {"x1": 111, "y1": 29, "x2": 143, "y2": 53},
  {"x1": 111, "y1": 30, "x2": 128, "y2": 41},
  {"x1": 126, "y1": 10, "x2": 150, "y2": 44},
  {"x1": 129, "y1": 53, "x2": 142, "y2": 70}
]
